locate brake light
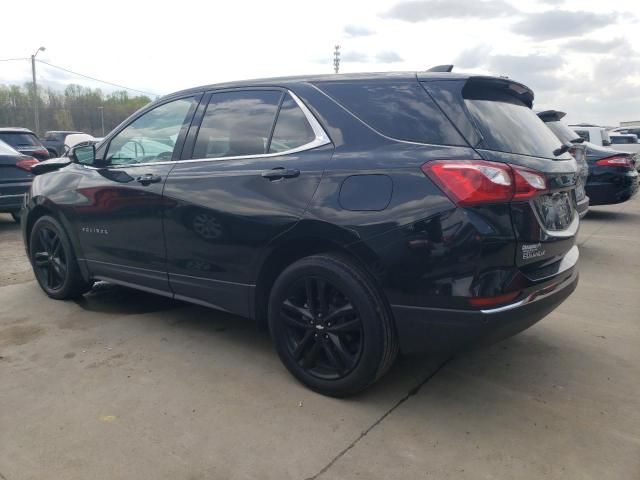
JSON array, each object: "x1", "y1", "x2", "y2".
[
  {"x1": 596, "y1": 156, "x2": 634, "y2": 168},
  {"x1": 421, "y1": 160, "x2": 547, "y2": 206},
  {"x1": 16, "y1": 158, "x2": 39, "y2": 171}
]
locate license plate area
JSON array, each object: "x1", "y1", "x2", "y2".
[{"x1": 534, "y1": 190, "x2": 575, "y2": 231}]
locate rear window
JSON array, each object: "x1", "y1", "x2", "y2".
[
  {"x1": 464, "y1": 95, "x2": 563, "y2": 159},
  {"x1": 0, "y1": 132, "x2": 40, "y2": 147},
  {"x1": 545, "y1": 121, "x2": 582, "y2": 144},
  {"x1": 611, "y1": 136, "x2": 637, "y2": 144},
  {"x1": 316, "y1": 81, "x2": 467, "y2": 146}
]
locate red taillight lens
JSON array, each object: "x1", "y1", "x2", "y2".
[
  {"x1": 16, "y1": 158, "x2": 39, "y2": 171},
  {"x1": 596, "y1": 155, "x2": 634, "y2": 168},
  {"x1": 513, "y1": 167, "x2": 547, "y2": 200},
  {"x1": 468, "y1": 291, "x2": 521, "y2": 308},
  {"x1": 421, "y1": 160, "x2": 547, "y2": 206},
  {"x1": 34, "y1": 148, "x2": 50, "y2": 158}
]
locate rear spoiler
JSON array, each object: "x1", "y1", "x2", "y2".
[
  {"x1": 461, "y1": 76, "x2": 534, "y2": 108},
  {"x1": 537, "y1": 110, "x2": 567, "y2": 122}
]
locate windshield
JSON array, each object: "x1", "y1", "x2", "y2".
[
  {"x1": 0, "y1": 139, "x2": 20, "y2": 155},
  {"x1": 0, "y1": 132, "x2": 40, "y2": 147},
  {"x1": 546, "y1": 121, "x2": 582, "y2": 144},
  {"x1": 464, "y1": 98, "x2": 565, "y2": 159}
]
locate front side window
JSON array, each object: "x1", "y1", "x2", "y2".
[
  {"x1": 269, "y1": 95, "x2": 316, "y2": 153},
  {"x1": 193, "y1": 90, "x2": 282, "y2": 159},
  {"x1": 106, "y1": 98, "x2": 194, "y2": 165}
]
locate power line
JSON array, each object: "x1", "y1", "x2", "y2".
[
  {"x1": 35, "y1": 59, "x2": 160, "y2": 97},
  {"x1": 0, "y1": 57, "x2": 29, "y2": 62}
]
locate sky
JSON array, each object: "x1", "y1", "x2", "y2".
[{"x1": 1, "y1": 0, "x2": 639, "y2": 125}]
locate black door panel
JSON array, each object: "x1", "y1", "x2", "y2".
[
  {"x1": 163, "y1": 145, "x2": 333, "y2": 315},
  {"x1": 73, "y1": 163, "x2": 176, "y2": 292}
]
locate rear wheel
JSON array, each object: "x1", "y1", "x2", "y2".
[
  {"x1": 268, "y1": 253, "x2": 397, "y2": 397},
  {"x1": 29, "y1": 215, "x2": 93, "y2": 299}
]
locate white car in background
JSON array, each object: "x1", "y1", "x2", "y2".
[
  {"x1": 569, "y1": 125, "x2": 611, "y2": 147},
  {"x1": 608, "y1": 133, "x2": 640, "y2": 155}
]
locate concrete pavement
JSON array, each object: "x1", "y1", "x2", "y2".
[{"x1": 1, "y1": 196, "x2": 639, "y2": 479}]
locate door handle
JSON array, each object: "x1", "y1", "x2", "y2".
[
  {"x1": 136, "y1": 174, "x2": 162, "y2": 185},
  {"x1": 261, "y1": 168, "x2": 300, "y2": 181}
]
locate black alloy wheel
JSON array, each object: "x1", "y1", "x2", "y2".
[
  {"x1": 32, "y1": 225, "x2": 68, "y2": 291},
  {"x1": 280, "y1": 276, "x2": 364, "y2": 380},
  {"x1": 268, "y1": 253, "x2": 398, "y2": 397},
  {"x1": 29, "y1": 215, "x2": 93, "y2": 299}
]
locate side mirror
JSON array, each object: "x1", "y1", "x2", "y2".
[{"x1": 70, "y1": 143, "x2": 96, "y2": 165}]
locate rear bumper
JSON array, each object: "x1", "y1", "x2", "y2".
[
  {"x1": 0, "y1": 182, "x2": 29, "y2": 212},
  {"x1": 576, "y1": 196, "x2": 590, "y2": 218},
  {"x1": 586, "y1": 170, "x2": 639, "y2": 206},
  {"x1": 391, "y1": 250, "x2": 579, "y2": 354}
]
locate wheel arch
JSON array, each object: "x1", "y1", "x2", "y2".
[
  {"x1": 25, "y1": 200, "x2": 91, "y2": 282},
  {"x1": 252, "y1": 221, "x2": 387, "y2": 326}
]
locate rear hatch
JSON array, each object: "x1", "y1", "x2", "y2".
[
  {"x1": 421, "y1": 76, "x2": 578, "y2": 270},
  {"x1": 0, "y1": 132, "x2": 49, "y2": 160}
]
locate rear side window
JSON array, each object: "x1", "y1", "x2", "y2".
[
  {"x1": 0, "y1": 132, "x2": 40, "y2": 147},
  {"x1": 194, "y1": 90, "x2": 282, "y2": 159},
  {"x1": 316, "y1": 81, "x2": 467, "y2": 146},
  {"x1": 269, "y1": 95, "x2": 315, "y2": 153},
  {"x1": 464, "y1": 95, "x2": 563, "y2": 159}
]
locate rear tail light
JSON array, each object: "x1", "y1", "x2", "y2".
[
  {"x1": 34, "y1": 148, "x2": 50, "y2": 158},
  {"x1": 421, "y1": 160, "x2": 547, "y2": 206},
  {"x1": 596, "y1": 155, "x2": 634, "y2": 168},
  {"x1": 16, "y1": 158, "x2": 39, "y2": 171}
]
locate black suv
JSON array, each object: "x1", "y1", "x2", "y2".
[{"x1": 23, "y1": 72, "x2": 579, "y2": 396}]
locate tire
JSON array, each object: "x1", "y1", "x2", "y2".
[
  {"x1": 29, "y1": 215, "x2": 93, "y2": 299},
  {"x1": 268, "y1": 253, "x2": 398, "y2": 397},
  {"x1": 10, "y1": 211, "x2": 21, "y2": 223}
]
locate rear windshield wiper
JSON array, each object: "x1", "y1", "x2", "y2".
[{"x1": 553, "y1": 143, "x2": 572, "y2": 156}]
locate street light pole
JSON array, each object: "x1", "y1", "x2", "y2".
[
  {"x1": 98, "y1": 106, "x2": 105, "y2": 136},
  {"x1": 31, "y1": 46, "x2": 46, "y2": 135}
]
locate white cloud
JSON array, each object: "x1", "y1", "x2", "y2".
[{"x1": 1, "y1": 0, "x2": 639, "y2": 125}]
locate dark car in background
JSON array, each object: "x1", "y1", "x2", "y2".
[
  {"x1": 0, "y1": 128, "x2": 50, "y2": 161},
  {"x1": 22, "y1": 72, "x2": 579, "y2": 396},
  {"x1": 537, "y1": 110, "x2": 590, "y2": 217},
  {"x1": 582, "y1": 142, "x2": 638, "y2": 205},
  {"x1": 41, "y1": 130, "x2": 84, "y2": 158},
  {"x1": 0, "y1": 139, "x2": 38, "y2": 222}
]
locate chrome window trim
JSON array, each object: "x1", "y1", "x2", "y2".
[{"x1": 84, "y1": 89, "x2": 331, "y2": 170}]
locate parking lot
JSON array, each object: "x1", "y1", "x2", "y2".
[{"x1": 1, "y1": 197, "x2": 639, "y2": 479}]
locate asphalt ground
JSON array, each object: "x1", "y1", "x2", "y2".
[{"x1": 1, "y1": 196, "x2": 639, "y2": 479}]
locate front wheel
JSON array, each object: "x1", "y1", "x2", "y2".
[
  {"x1": 29, "y1": 215, "x2": 93, "y2": 299},
  {"x1": 268, "y1": 253, "x2": 398, "y2": 397}
]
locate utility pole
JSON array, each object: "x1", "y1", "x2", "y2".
[
  {"x1": 98, "y1": 106, "x2": 105, "y2": 136},
  {"x1": 333, "y1": 45, "x2": 341, "y2": 74},
  {"x1": 31, "y1": 46, "x2": 46, "y2": 135}
]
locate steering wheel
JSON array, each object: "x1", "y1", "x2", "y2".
[{"x1": 155, "y1": 151, "x2": 173, "y2": 161}]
